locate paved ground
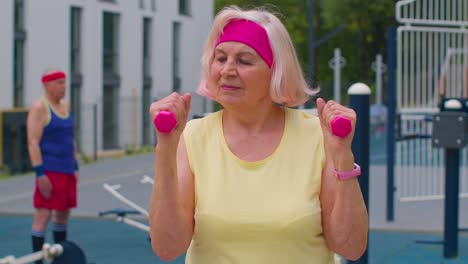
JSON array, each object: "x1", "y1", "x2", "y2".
[
  {"x1": 0, "y1": 154, "x2": 155, "y2": 217},
  {"x1": 1, "y1": 150, "x2": 468, "y2": 263},
  {"x1": 1, "y1": 214, "x2": 467, "y2": 263}
]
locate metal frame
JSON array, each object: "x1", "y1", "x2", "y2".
[
  {"x1": 396, "y1": 0, "x2": 468, "y2": 27},
  {"x1": 101, "y1": 175, "x2": 154, "y2": 233},
  {"x1": 395, "y1": 0, "x2": 468, "y2": 202}
]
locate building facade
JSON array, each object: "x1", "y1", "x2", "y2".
[{"x1": 0, "y1": 0, "x2": 214, "y2": 157}]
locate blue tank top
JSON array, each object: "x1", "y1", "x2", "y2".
[{"x1": 39, "y1": 98, "x2": 75, "y2": 175}]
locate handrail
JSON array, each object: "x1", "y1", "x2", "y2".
[{"x1": 396, "y1": 0, "x2": 468, "y2": 27}]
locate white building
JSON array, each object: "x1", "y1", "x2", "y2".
[{"x1": 0, "y1": 0, "x2": 214, "y2": 158}]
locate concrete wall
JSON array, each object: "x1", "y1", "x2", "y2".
[
  {"x1": 0, "y1": 0, "x2": 14, "y2": 109},
  {"x1": 0, "y1": 0, "x2": 214, "y2": 156}
]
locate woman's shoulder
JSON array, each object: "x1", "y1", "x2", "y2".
[
  {"x1": 286, "y1": 108, "x2": 320, "y2": 127},
  {"x1": 285, "y1": 107, "x2": 323, "y2": 143},
  {"x1": 184, "y1": 110, "x2": 222, "y2": 136}
]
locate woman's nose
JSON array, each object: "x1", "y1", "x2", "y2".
[{"x1": 220, "y1": 60, "x2": 236, "y2": 76}]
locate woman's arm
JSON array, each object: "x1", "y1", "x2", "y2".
[
  {"x1": 316, "y1": 98, "x2": 368, "y2": 260},
  {"x1": 148, "y1": 93, "x2": 194, "y2": 261},
  {"x1": 149, "y1": 135, "x2": 194, "y2": 261},
  {"x1": 320, "y1": 153, "x2": 368, "y2": 260}
]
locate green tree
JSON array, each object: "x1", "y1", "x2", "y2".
[
  {"x1": 214, "y1": 0, "x2": 397, "y2": 103},
  {"x1": 318, "y1": 0, "x2": 396, "y2": 100}
]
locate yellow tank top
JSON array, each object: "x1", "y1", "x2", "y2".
[{"x1": 183, "y1": 107, "x2": 334, "y2": 264}]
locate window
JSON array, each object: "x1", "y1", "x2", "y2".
[
  {"x1": 102, "y1": 12, "x2": 121, "y2": 150},
  {"x1": 103, "y1": 12, "x2": 120, "y2": 75},
  {"x1": 14, "y1": 0, "x2": 25, "y2": 30},
  {"x1": 172, "y1": 22, "x2": 181, "y2": 92},
  {"x1": 70, "y1": 7, "x2": 83, "y2": 152},
  {"x1": 142, "y1": 18, "x2": 153, "y2": 145},
  {"x1": 139, "y1": 0, "x2": 144, "y2": 9},
  {"x1": 179, "y1": 0, "x2": 190, "y2": 16},
  {"x1": 142, "y1": 18, "x2": 152, "y2": 78},
  {"x1": 70, "y1": 7, "x2": 82, "y2": 74},
  {"x1": 14, "y1": 0, "x2": 25, "y2": 107}
]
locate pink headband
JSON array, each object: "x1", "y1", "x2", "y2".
[
  {"x1": 42, "y1": 71, "x2": 66, "y2": 83},
  {"x1": 215, "y1": 19, "x2": 273, "y2": 68}
]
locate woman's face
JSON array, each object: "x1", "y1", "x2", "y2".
[{"x1": 209, "y1": 41, "x2": 272, "y2": 107}]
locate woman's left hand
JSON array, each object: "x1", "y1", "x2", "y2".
[{"x1": 316, "y1": 98, "x2": 356, "y2": 169}]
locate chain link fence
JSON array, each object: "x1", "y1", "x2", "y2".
[{"x1": 76, "y1": 93, "x2": 210, "y2": 160}]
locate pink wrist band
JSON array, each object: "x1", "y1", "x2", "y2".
[
  {"x1": 153, "y1": 111, "x2": 177, "y2": 133},
  {"x1": 333, "y1": 163, "x2": 361, "y2": 180}
]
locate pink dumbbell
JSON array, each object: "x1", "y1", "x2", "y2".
[
  {"x1": 330, "y1": 116, "x2": 352, "y2": 138},
  {"x1": 153, "y1": 111, "x2": 177, "y2": 133}
]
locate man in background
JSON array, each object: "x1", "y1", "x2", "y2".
[{"x1": 27, "y1": 69, "x2": 79, "y2": 264}]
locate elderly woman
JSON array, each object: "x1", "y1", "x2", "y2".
[{"x1": 149, "y1": 5, "x2": 368, "y2": 264}]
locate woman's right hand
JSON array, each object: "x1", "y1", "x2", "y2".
[
  {"x1": 37, "y1": 176, "x2": 52, "y2": 200},
  {"x1": 149, "y1": 92, "x2": 192, "y2": 140}
]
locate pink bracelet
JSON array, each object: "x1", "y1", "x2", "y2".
[{"x1": 333, "y1": 163, "x2": 361, "y2": 180}]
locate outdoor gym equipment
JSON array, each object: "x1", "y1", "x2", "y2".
[
  {"x1": 100, "y1": 179, "x2": 154, "y2": 232},
  {"x1": 99, "y1": 208, "x2": 149, "y2": 232},
  {"x1": 0, "y1": 241, "x2": 86, "y2": 264},
  {"x1": 427, "y1": 97, "x2": 468, "y2": 258},
  {"x1": 102, "y1": 183, "x2": 148, "y2": 217}
]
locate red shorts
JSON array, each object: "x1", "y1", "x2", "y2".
[{"x1": 34, "y1": 171, "x2": 77, "y2": 211}]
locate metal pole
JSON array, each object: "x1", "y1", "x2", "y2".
[
  {"x1": 19, "y1": 123, "x2": 27, "y2": 173},
  {"x1": 443, "y1": 149, "x2": 460, "y2": 258},
  {"x1": 437, "y1": 99, "x2": 464, "y2": 258},
  {"x1": 376, "y1": 54, "x2": 383, "y2": 105},
  {"x1": 347, "y1": 83, "x2": 371, "y2": 264},
  {"x1": 307, "y1": 0, "x2": 315, "y2": 82},
  {"x1": 334, "y1": 48, "x2": 341, "y2": 103},
  {"x1": 386, "y1": 26, "x2": 396, "y2": 222},
  {"x1": 93, "y1": 104, "x2": 98, "y2": 161},
  {"x1": 132, "y1": 88, "x2": 138, "y2": 148}
]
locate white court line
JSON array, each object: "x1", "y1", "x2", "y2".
[
  {"x1": 0, "y1": 167, "x2": 153, "y2": 205},
  {"x1": 140, "y1": 175, "x2": 154, "y2": 185}
]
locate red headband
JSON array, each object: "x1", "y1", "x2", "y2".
[
  {"x1": 42, "y1": 71, "x2": 66, "y2": 83},
  {"x1": 215, "y1": 19, "x2": 273, "y2": 68}
]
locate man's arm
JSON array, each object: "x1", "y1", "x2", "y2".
[
  {"x1": 27, "y1": 99, "x2": 53, "y2": 198},
  {"x1": 27, "y1": 100, "x2": 47, "y2": 166}
]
